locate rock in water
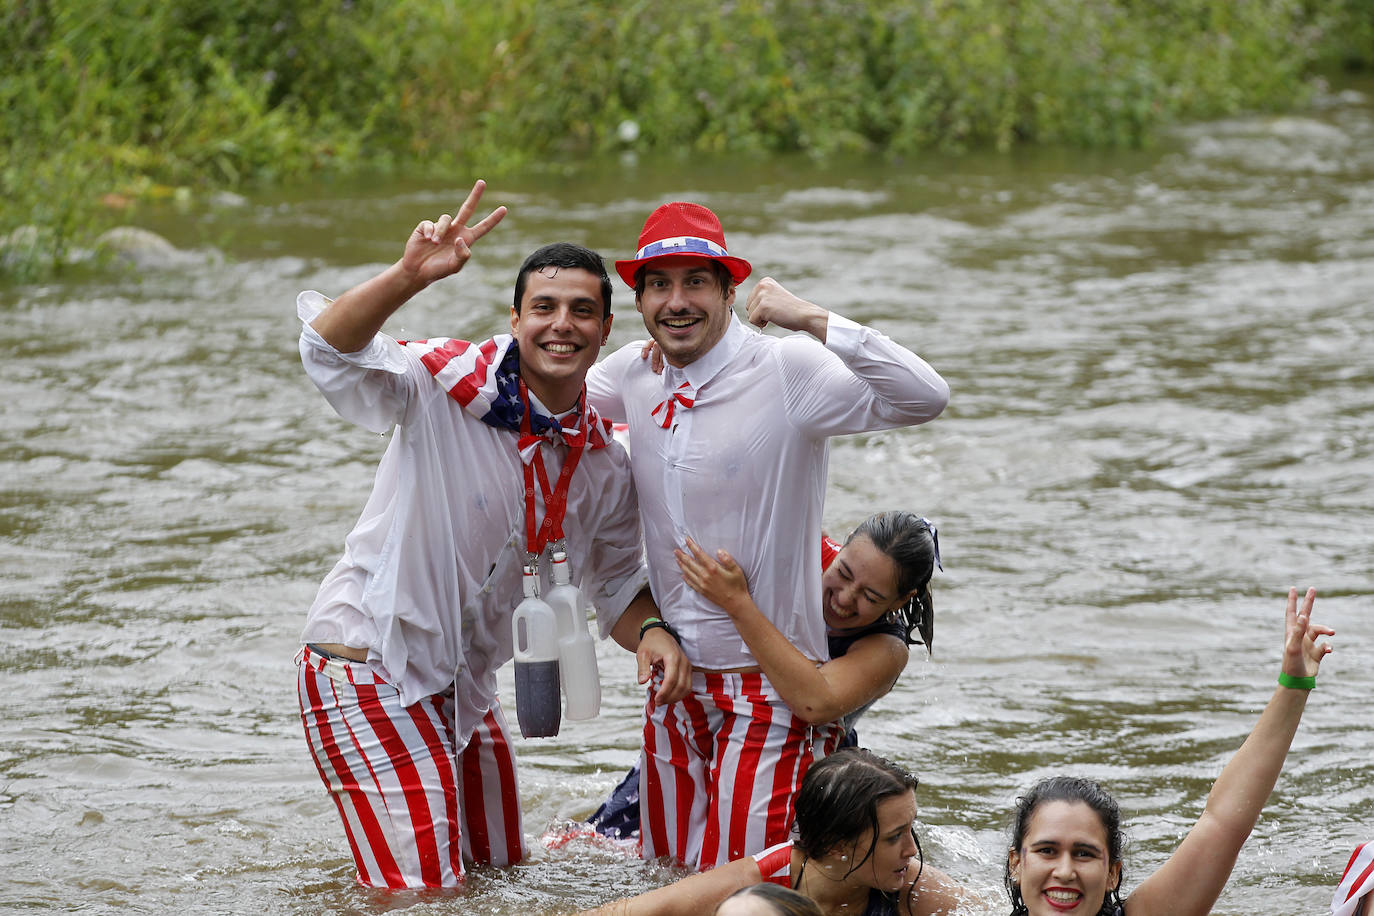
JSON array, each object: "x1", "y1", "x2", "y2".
[{"x1": 95, "y1": 226, "x2": 185, "y2": 267}]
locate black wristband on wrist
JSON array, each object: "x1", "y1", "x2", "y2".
[{"x1": 639, "y1": 616, "x2": 681, "y2": 645}]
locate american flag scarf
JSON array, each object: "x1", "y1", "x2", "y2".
[{"x1": 401, "y1": 334, "x2": 613, "y2": 449}]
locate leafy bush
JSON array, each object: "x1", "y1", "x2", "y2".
[{"x1": 1, "y1": 0, "x2": 1367, "y2": 280}]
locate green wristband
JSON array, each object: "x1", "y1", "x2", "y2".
[
  {"x1": 639, "y1": 616, "x2": 681, "y2": 644},
  {"x1": 1277, "y1": 672, "x2": 1316, "y2": 690}
]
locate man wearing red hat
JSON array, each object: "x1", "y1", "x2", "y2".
[
  {"x1": 587, "y1": 201, "x2": 949, "y2": 870},
  {"x1": 293, "y1": 181, "x2": 689, "y2": 888}
]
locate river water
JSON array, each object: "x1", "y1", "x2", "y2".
[{"x1": 3, "y1": 83, "x2": 1371, "y2": 915}]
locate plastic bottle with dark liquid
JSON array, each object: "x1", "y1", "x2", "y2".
[{"x1": 511, "y1": 566, "x2": 561, "y2": 737}]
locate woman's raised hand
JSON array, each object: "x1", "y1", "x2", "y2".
[{"x1": 1283, "y1": 586, "x2": 1334, "y2": 680}]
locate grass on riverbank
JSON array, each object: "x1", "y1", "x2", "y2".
[{"x1": 3, "y1": 0, "x2": 1371, "y2": 281}]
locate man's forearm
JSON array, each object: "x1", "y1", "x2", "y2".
[
  {"x1": 610, "y1": 587, "x2": 661, "y2": 652},
  {"x1": 311, "y1": 260, "x2": 427, "y2": 353},
  {"x1": 827, "y1": 313, "x2": 950, "y2": 424}
]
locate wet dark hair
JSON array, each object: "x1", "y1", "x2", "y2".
[
  {"x1": 716, "y1": 882, "x2": 822, "y2": 916},
  {"x1": 848, "y1": 511, "x2": 940, "y2": 653},
  {"x1": 794, "y1": 748, "x2": 923, "y2": 912},
  {"x1": 513, "y1": 243, "x2": 613, "y2": 318},
  {"x1": 1005, "y1": 776, "x2": 1126, "y2": 916},
  {"x1": 633, "y1": 258, "x2": 734, "y2": 298}
]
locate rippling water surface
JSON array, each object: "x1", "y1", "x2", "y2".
[{"x1": 3, "y1": 85, "x2": 1372, "y2": 915}]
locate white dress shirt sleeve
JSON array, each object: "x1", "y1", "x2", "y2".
[
  {"x1": 587, "y1": 537, "x2": 651, "y2": 640},
  {"x1": 297, "y1": 290, "x2": 417, "y2": 435},
  {"x1": 777, "y1": 311, "x2": 949, "y2": 436},
  {"x1": 585, "y1": 342, "x2": 638, "y2": 423}
]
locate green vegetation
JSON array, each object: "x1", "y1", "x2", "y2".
[{"x1": 2, "y1": 0, "x2": 1370, "y2": 280}]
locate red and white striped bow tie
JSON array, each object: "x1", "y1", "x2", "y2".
[
  {"x1": 651, "y1": 381, "x2": 695, "y2": 428},
  {"x1": 517, "y1": 424, "x2": 587, "y2": 465}
]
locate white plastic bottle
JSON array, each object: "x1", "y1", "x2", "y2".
[
  {"x1": 546, "y1": 550, "x2": 601, "y2": 720},
  {"x1": 511, "y1": 566, "x2": 562, "y2": 737}
]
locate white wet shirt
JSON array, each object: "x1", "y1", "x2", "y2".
[
  {"x1": 587, "y1": 311, "x2": 947, "y2": 669},
  {"x1": 295, "y1": 291, "x2": 648, "y2": 738}
]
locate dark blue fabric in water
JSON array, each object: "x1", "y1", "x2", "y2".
[{"x1": 586, "y1": 762, "x2": 641, "y2": 839}]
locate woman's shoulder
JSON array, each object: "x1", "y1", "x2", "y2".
[
  {"x1": 828, "y1": 616, "x2": 908, "y2": 658},
  {"x1": 903, "y1": 862, "x2": 986, "y2": 916}
]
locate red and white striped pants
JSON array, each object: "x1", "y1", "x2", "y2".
[
  {"x1": 638, "y1": 669, "x2": 844, "y2": 870},
  {"x1": 297, "y1": 645, "x2": 525, "y2": 888}
]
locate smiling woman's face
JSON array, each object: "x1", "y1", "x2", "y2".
[
  {"x1": 820, "y1": 535, "x2": 903, "y2": 631},
  {"x1": 1008, "y1": 800, "x2": 1121, "y2": 916}
]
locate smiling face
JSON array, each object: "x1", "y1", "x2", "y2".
[
  {"x1": 1009, "y1": 800, "x2": 1121, "y2": 916},
  {"x1": 821, "y1": 535, "x2": 906, "y2": 631},
  {"x1": 511, "y1": 266, "x2": 612, "y2": 413},
  {"x1": 635, "y1": 256, "x2": 735, "y2": 368}
]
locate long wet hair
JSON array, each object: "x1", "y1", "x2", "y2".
[
  {"x1": 716, "y1": 882, "x2": 822, "y2": 916},
  {"x1": 1005, "y1": 776, "x2": 1126, "y2": 916},
  {"x1": 794, "y1": 748, "x2": 924, "y2": 911},
  {"x1": 848, "y1": 511, "x2": 941, "y2": 653}
]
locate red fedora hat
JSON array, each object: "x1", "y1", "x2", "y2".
[{"x1": 615, "y1": 202, "x2": 752, "y2": 289}]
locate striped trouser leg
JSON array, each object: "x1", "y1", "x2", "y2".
[
  {"x1": 638, "y1": 672, "x2": 713, "y2": 867},
  {"x1": 297, "y1": 646, "x2": 469, "y2": 888},
  {"x1": 455, "y1": 700, "x2": 526, "y2": 867},
  {"x1": 639, "y1": 670, "x2": 843, "y2": 871},
  {"x1": 698, "y1": 672, "x2": 843, "y2": 870}
]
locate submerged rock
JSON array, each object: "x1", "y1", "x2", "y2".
[
  {"x1": 94, "y1": 226, "x2": 189, "y2": 268},
  {"x1": 208, "y1": 190, "x2": 249, "y2": 209}
]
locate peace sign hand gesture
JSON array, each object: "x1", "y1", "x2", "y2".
[
  {"x1": 307, "y1": 179, "x2": 509, "y2": 354},
  {"x1": 401, "y1": 179, "x2": 508, "y2": 287},
  {"x1": 1282, "y1": 586, "x2": 1334, "y2": 680}
]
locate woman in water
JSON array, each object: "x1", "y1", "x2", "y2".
[
  {"x1": 583, "y1": 747, "x2": 972, "y2": 916},
  {"x1": 585, "y1": 587, "x2": 1334, "y2": 916},
  {"x1": 589, "y1": 511, "x2": 941, "y2": 838},
  {"x1": 1004, "y1": 586, "x2": 1334, "y2": 916},
  {"x1": 677, "y1": 509, "x2": 939, "y2": 736}
]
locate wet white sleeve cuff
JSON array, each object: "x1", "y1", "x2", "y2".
[
  {"x1": 297, "y1": 290, "x2": 408, "y2": 373},
  {"x1": 593, "y1": 566, "x2": 652, "y2": 640},
  {"x1": 823, "y1": 311, "x2": 864, "y2": 360}
]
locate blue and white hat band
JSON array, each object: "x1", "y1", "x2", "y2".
[{"x1": 633, "y1": 235, "x2": 729, "y2": 260}]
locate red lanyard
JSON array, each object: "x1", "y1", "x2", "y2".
[{"x1": 518, "y1": 379, "x2": 587, "y2": 559}]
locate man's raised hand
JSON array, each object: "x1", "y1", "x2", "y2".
[
  {"x1": 744, "y1": 277, "x2": 830, "y2": 341},
  {"x1": 401, "y1": 179, "x2": 508, "y2": 287}
]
